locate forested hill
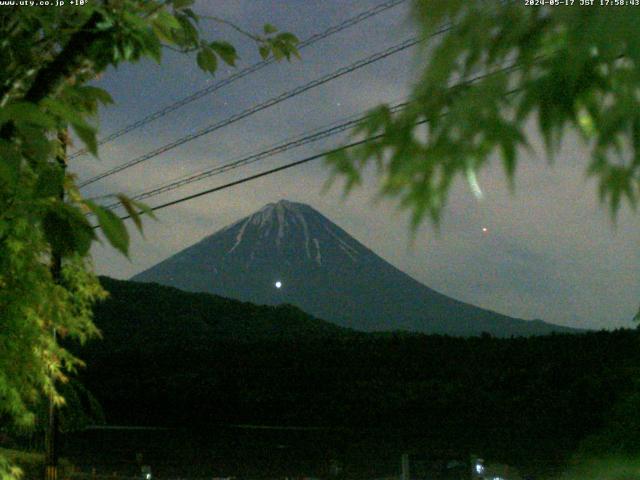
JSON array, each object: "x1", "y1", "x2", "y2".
[
  {"x1": 78, "y1": 278, "x2": 640, "y2": 475},
  {"x1": 91, "y1": 277, "x2": 352, "y2": 353}
]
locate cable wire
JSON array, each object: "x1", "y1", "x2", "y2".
[
  {"x1": 106, "y1": 135, "x2": 379, "y2": 226},
  {"x1": 69, "y1": 0, "x2": 409, "y2": 160},
  {"x1": 78, "y1": 26, "x2": 454, "y2": 189},
  {"x1": 101, "y1": 103, "x2": 408, "y2": 210},
  {"x1": 101, "y1": 61, "x2": 524, "y2": 226},
  {"x1": 100, "y1": 59, "x2": 523, "y2": 213},
  {"x1": 102, "y1": 58, "x2": 524, "y2": 210}
]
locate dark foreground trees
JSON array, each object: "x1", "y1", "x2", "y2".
[
  {"x1": 330, "y1": 1, "x2": 640, "y2": 224},
  {"x1": 0, "y1": 3, "x2": 298, "y2": 477}
]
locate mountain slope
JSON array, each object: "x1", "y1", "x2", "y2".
[
  {"x1": 92, "y1": 276, "x2": 350, "y2": 353},
  {"x1": 132, "y1": 200, "x2": 578, "y2": 337}
]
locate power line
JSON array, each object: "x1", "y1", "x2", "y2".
[
  {"x1": 99, "y1": 59, "x2": 523, "y2": 218},
  {"x1": 69, "y1": 0, "x2": 408, "y2": 160},
  {"x1": 87, "y1": 0, "x2": 528, "y2": 229},
  {"x1": 78, "y1": 26, "x2": 453, "y2": 189},
  {"x1": 101, "y1": 102, "x2": 408, "y2": 210},
  {"x1": 104, "y1": 61, "x2": 524, "y2": 226},
  {"x1": 107, "y1": 134, "x2": 380, "y2": 226},
  {"x1": 77, "y1": 34, "x2": 425, "y2": 188}
]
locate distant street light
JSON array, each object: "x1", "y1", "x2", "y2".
[{"x1": 275, "y1": 281, "x2": 282, "y2": 289}]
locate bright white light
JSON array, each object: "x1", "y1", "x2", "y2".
[
  {"x1": 275, "y1": 281, "x2": 282, "y2": 289},
  {"x1": 475, "y1": 463, "x2": 485, "y2": 474},
  {"x1": 482, "y1": 227, "x2": 488, "y2": 233},
  {"x1": 145, "y1": 474, "x2": 151, "y2": 479}
]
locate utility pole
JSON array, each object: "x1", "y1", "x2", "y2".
[{"x1": 45, "y1": 129, "x2": 67, "y2": 480}]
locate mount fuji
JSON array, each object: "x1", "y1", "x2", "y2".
[{"x1": 131, "y1": 200, "x2": 577, "y2": 336}]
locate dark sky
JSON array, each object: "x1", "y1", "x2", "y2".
[{"x1": 75, "y1": 0, "x2": 639, "y2": 331}]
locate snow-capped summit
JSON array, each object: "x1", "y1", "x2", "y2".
[
  {"x1": 131, "y1": 200, "x2": 578, "y2": 336},
  {"x1": 221, "y1": 199, "x2": 361, "y2": 265}
]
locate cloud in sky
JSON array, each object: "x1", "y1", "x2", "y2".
[{"x1": 78, "y1": 0, "x2": 639, "y2": 331}]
